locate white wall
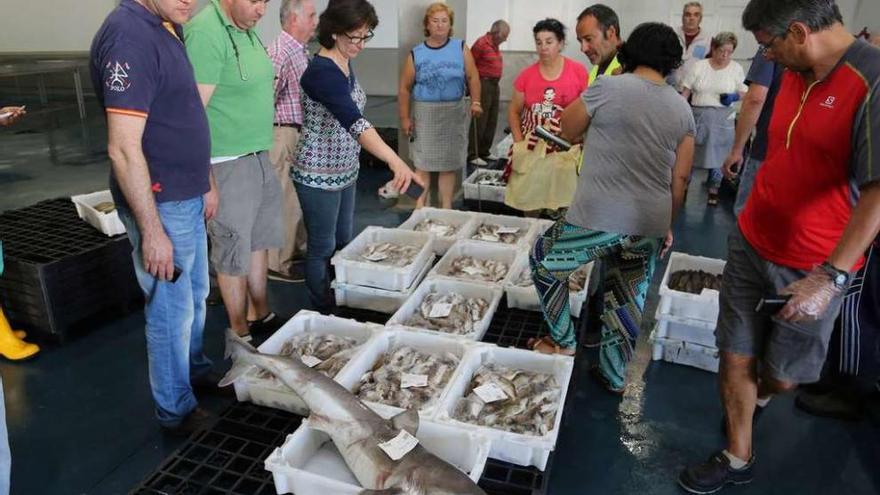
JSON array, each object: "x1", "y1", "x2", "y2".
[{"x1": 0, "y1": 0, "x2": 116, "y2": 53}]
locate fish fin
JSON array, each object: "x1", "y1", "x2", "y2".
[
  {"x1": 218, "y1": 329, "x2": 258, "y2": 387},
  {"x1": 389, "y1": 408, "x2": 419, "y2": 436},
  {"x1": 358, "y1": 489, "x2": 404, "y2": 495}
]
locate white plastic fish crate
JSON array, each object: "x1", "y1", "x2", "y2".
[
  {"x1": 335, "y1": 328, "x2": 478, "y2": 419},
  {"x1": 331, "y1": 226, "x2": 435, "y2": 291},
  {"x1": 435, "y1": 345, "x2": 575, "y2": 471},
  {"x1": 427, "y1": 240, "x2": 520, "y2": 287},
  {"x1": 70, "y1": 190, "x2": 126, "y2": 237},
  {"x1": 232, "y1": 310, "x2": 380, "y2": 415},
  {"x1": 654, "y1": 311, "x2": 717, "y2": 348},
  {"x1": 397, "y1": 207, "x2": 479, "y2": 255},
  {"x1": 650, "y1": 326, "x2": 719, "y2": 373},
  {"x1": 505, "y1": 254, "x2": 592, "y2": 318},
  {"x1": 332, "y1": 255, "x2": 433, "y2": 314},
  {"x1": 463, "y1": 168, "x2": 507, "y2": 204},
  {"x1": 265, "y1": 418, "x2": 490, "y2": 495},
  {"x1": 386, "y1": 278, "x2": 503, "y2": 341},
  {"x1": 657, "y1": 252, "x2": 726, "y2": 324},
  {"x1": 468, "y1": 212, "x2": 537, "y2": 250}
]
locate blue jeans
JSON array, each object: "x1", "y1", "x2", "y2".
[
  {"x1": 707, "y1": 168, "x2": 724, "y2": 189},
  {"x1": 294, "y1": 182, "x2": 356, "y2": 310},
  {"x1": 734, "y1": 156, "x2": 763, "y2": 216},
  {"x1": 118, "y1": 198, "x2": 212, "y2": 427}
]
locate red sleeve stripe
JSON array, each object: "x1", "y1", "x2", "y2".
[{"x1": 106, "y1": 107, "x2": 148, "y2": 118}]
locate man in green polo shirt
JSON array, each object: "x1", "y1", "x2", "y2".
[
  {"x1": 576, "y1": 4, "x2": 623, "y2": 85},
  {"x1": 185, "y1": 0, "x2": 284, "y2": 341}
]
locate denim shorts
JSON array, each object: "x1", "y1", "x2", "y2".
[
  {"x1": 208, "y1": 151, "x2": 283, "y2": 276},
  {"x1": 715, "y1": 227, "x2": 846, "y2": 384}
]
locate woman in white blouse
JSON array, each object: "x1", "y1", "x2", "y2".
[{"x1": 681, "y1": 32, "x2": 747, "y2": 206}]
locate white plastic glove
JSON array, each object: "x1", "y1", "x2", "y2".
[{"x1": 778, "y1": 266, "x2": 844, "y2": 322}]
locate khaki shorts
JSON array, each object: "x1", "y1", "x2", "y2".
[
  {"x1": 208, "y1": 151, "x2": 283, "y2": 276},
  {"x1": 715, "y1": 227, "x2": 846, "y2": 384}
]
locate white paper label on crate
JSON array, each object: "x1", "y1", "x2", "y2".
[
  {"x1": 429, "y1": 302, "x2": 454, "y2": 318},
  {"x1": 474, "y1": 382, "x2": 508, "y2": 403},
  {"x1": 362, "y1": 252, "x2": 389, "y2": 262},
  {"x1": 428, "y1": 224, "x2": 451, "y2": 235},
  {"x1": 496, "y1": 226, "x2": 520, "y2": 235},
  {"x1": 378, "y1": 430, "x2": 419, "y2": 460},
  {"x1": 300, "y1": 355, "x2": 323, "y2": 368},
  {"x1": 461, "y1": 265, "x2": 484, "y2": 276},
  {"x1": 400, "y1": 373, "x2": 429, "y2": 389}
]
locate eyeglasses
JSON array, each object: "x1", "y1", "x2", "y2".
[
  {"x1": 224, "y1": 26, "x2": 267, "y2": 81},
  {"x1": 758, "y1": 34, "x2": 780, "y2": 54},
  {"x1": 343, "y1": 30, "x2": 374, "y2": 45}
]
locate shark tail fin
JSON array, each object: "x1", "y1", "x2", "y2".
[{"x1": 218, "y1": 329, "x2": 259, "y2": 388}]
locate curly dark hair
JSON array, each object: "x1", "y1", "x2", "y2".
[
  {"x1": 617, "y1": 22, "x2": 683, "y2": 77},
  {"x1": 317, "y1": 0, "x2": 379, "y2": 49},
  {"x1": 533, "y1": 18, "x2": 566, "y2": 43}
]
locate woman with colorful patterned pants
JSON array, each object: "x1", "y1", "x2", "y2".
[{"x1": 525, "y1": 23, "x2": 696, "y2": 394}]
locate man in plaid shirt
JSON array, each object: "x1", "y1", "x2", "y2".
[{"x1": 267, "y1": 0, "x2": 317, "y2": 282}]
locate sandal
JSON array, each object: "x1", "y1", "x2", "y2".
[
  {"x1": 590, "y1": 366, "x2": 624, "y2": 395},
  {"x1": 707, "y1": 192, "x2": 719, "y2": 206},
  {"x1": 528, "y1": 336, "x2": 576, "y2": 356}
]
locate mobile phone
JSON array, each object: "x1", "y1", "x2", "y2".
[
  {"x1": 404, "y1": 181, "x2": 424, "y2": 200},
  {"x1": 170, "y1": 266, "x2": 182, "y2": 283},
  {"x1": 755, "y1": 294, "x2": 792, "y2": 313},
  {"x1": 535, "y1": 125, "x2": 572, "y2": 151}
]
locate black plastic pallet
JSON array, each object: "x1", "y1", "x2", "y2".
[
  {"x1": 0, "y1": 198, "x2": 142, "y2": 340},
  {"x1": 132, "y1": 401, "x2": 550, "y2": 495},
  {"x1": 483, "y1": 305, "x2": 551, "y2": 349}
]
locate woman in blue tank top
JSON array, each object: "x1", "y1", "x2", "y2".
[{"x1": 398, "y1": 2, "x2": 482, "y2": 209}]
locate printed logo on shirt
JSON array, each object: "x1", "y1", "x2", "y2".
[
  {"x1": 105, "y1": 61, "x2": 131, "y2": 93},
  {"x1": 820, "y1": 95, "x2": 836, "y2": 109}
]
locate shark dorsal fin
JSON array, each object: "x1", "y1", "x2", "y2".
[{"x1": 389, "y1": 408, "x2": 419, "y2": 436}]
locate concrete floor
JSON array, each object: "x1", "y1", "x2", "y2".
[{"x1": 1, "y1": 99, "x2": 879, "y2": 495}]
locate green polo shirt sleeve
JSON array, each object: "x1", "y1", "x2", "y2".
[{"x1": 184, "y1": 25, "x2": 228, "y2": 85}]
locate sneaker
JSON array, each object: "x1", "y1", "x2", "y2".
[
  {"x1": 471, "y1": 157, "x2": 488, "y2": 166},
  {"x1": 795, "y1": 390, "x2": 864, "y2": 421},
  {"x1": 248, "y1": 312, "x2": 284, "y2": 335},
  {"x1": 161, "y1": 407, "x2": 216, "y2": 437},
  {"x1": 679, "y1": 451, "x2": 755, "y2": 494}
]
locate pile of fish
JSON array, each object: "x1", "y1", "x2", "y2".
[
  {"x1": 668, "y1": 269, "x2": 722, "y2": 294},
  {"x1": 255, "y1": 333, "x2": 360, "y2": 383},
  {"x1": 474, "y1": 172, "x2": 507, "y2": 187},
  {"x1": 356, "y1": 346, "x2": 460, "y2": 410},
  {"x1": 93, "y1": 201, "x2": 116, "y2": 214},
  {"x1": 441, "y1": 256, "x2": 509, "y2": 283},
  {"x1": 405, "y1": 292, "x2": 489, "y2": 336},
  {"x1": 514, "y1": 263, "x2": 590, "y2": 292},
  {"x1": 471, "y1": 223, "x2": 523, "y2": 244},
  {"x1": 413, "y1": 218, "x2": 458, "y2": 237},
  {"x1": 355, "y1": 242, "x2": 421, "y2": 267},
  {"x1": 452, "y1": 364, "x2": 560, "y2": 436}
]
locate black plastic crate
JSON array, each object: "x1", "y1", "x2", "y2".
[
  {"x1": 0, "y1": 198, "x2": 142, "y2": 340},
  {"x1": 132, "y1": 401, "x2": 550, "y2": 495}
]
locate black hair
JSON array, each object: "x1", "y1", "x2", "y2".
[
  {"x1": 577, "y1": 4, "x2": 621, "y2": 40},
  {"x1": 533, "y1": 18, "x2": 566, "y2": 43},
  {"x1": 617, "y1": 22, "x2": 684, "y2": 77},
  {"x1": 317, "y1": 0, "x2": 379, "y2": 49},
  {"x1": 742, "y1": 0, "x2": 842, "y2": 37}
]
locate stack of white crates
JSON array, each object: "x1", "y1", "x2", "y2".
[
  {"x1": 650, "y1": 252, "x2": 727, "y2": 373},
  {"x1": 331, "y1": 226, "x2": 435, "y2": 314}
]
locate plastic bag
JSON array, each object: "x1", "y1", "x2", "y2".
[
  {"x1": 504, "y1": 137, "x2": 582, "y2": 211},
  {"x1": 491, "y1": 133, "x2": 514, "y2": 161}
]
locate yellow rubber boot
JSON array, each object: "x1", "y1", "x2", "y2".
[
  {"x1": 0, "y1": 307, "x2": 39, "y2": 361},
  {"x1": 14, "y1": 331, "x2": 26, "y2": 339}
]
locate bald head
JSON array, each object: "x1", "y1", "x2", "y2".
[{"x1": 490, "y1": 20, "x2": 510, "y2": 45}]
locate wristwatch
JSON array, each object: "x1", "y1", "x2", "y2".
[{"x1": 818, "y1": 261, "x2": 850, "y2": 289}]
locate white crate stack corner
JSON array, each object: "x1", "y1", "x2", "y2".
[
  {"x1": 332, "y1": 256, "x2": 433, "y2": 314},
  {"x1": 463, "y1": 168, "x2": 507, "y2": 204},
  {"x1": 232, "y1": 310, "x2": 380, "y2": 415},
  {"x1": 334, "y1": 329, "x2": 478, "y2": 420},
  {"x1": 71, "y1": 190, "x2": 126, "y2": 236},
  {"x1": 397, "y1": 207, "x2": 478, "y2": 255},
  {"x1": 434, "y1": 345, "x2": 575, "y2": 471},
  {"x1": 505, "y1": 253, "x2": 593, "y2": 318},
  {"x1": 331, "y1": 226, "x2": 435, "y2": 291},
  {"x1": 386, "y1": 278, "x2": 503, "y2": 341},
  {"x1": 427, "y1": 240, "x2": 520, "y2": 287},
  {"x1": 265, "y1": 419, "x2": 491, "y2": 495},
  {"x1": 651, "y1": 252, "x2": 726, "y2": 373},
  {"x1": 468, "y1": 212, "x2": 537, "y2": 250}
]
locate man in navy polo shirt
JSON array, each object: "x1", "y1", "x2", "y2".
[{"x1": 90, "y1": 0, "x2": 221, "y2": 436}]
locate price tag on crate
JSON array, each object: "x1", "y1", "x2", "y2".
[
  {"x1": 378, "y1": 430, "x2": 419, "y2": 461},
  {"x1": 461, "y1": 265, "x2": 484, "y2": 276},
  {"x1": 474, "y1": 382, "x2": 508, "y2": 403},
  {"x1": 429, "y1": 302, "x2": 454, "y2": 318},
  {"x1": 400, "y1": 373, "x2": 429, "y2": 389},
  {"x1": 361, "y1": 251, "x2": 389, "y2": 262},
  {"x1": 496, "y1": 226, "x2": 520, "y2": 235},
  {"x1": 300, "y1": 355, "x2": 323, "y2": 368}
]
